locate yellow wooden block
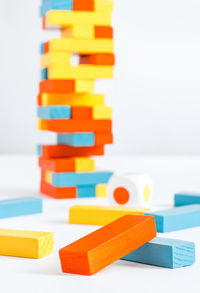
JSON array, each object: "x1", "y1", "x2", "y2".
[
  {"x1": 92, "y1": 106, "x2": 112, "y2": 119},
  {"x1": 48, "y1": 65, "x2": 114, "y2": 79},
  {"x1": 45, "y1": 10, "x2": 111, "y2": 27},
  {"x1": 38, "y1": 119, "x2": 47, "y2": 130},
  {"x1": 75, "y1": 79, "x2": 94, "y2": 93},
  {"x1": 95, "y1": 0, "x2": 113, "y2": 12},
  {"x1": 75, "y1": 158, "x2": 95, "y2": 172},
  {"x1": 61, "y1": 25, "x2": 94, "y2": 39},
  {"x1": 69, "y1": 205, "x2": 151, "y2": 225},
  {"x1": 40, "y1": 52, "x2": 71, "y2": 68},
  {"x1": 48, "y1": 38, "x2": 114, "y2": 54},
  {"x1": 0, "y1": 229, "x2": 53, "y2": 258},
  {"x1": 41, "y1": 93, "x2": 105, "y2": 106},
  {"x1": 96, "y1": 184, "x2": 107, "y2": 197},
  {"x1": 45, "y1": 171, "x2": 51, "y2": 184}
]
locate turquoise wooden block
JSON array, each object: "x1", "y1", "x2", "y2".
[
  {"x1": 77, "y1": 185, "x2": 96, "y2": 198},
  {"x1": 0, "y1": 197, "x2": 42, "y2": 219},
  {"x1": 122, "y1": 237, "x2": 195, "y2": 269},
  {"x1": 174, "y1": 193, "x2": 200, "y2": 207},
  {"x1": 37, "y1": 106, "x2": 71, "y2": 119},
  {"x1": 57, "y1": 133, "x2": 95, "y2": 147},
  {"x1": 40, "y1": 43, "x2": 45, "y2": 55},
  {"x1": 37, "y1": 145, "x2": 42, "y2": 156},
  {"x1": 145, "y1": 204, "x2": 200, "y2": 232},
  {"x1": 41, "y1": 68, "x2": 48, "y2": 80},
  {"x1": 40, "y1": 0, "x2": 73, "y2": 17},
  {"x1": 51, "y1": 171, "x2": 113, "y2": 187}
]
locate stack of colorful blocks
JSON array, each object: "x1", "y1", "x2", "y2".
[{"x1": 37, "y1": 0, "x2": 115, "y2": 199}]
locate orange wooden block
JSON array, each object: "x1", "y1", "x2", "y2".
[
  {"x1": 40, "y1": 181, "x2": 77, "y2": 199},
  {"x1": 73, "y1": 0, "x2": 94, "y2": 11},
  {"x1": 40, "y1": 145, "x2": 104, "y2": 158},
  {"x1": 44, "y1": 42, "x2": 49, "y2": 53},
  {"x1": 72, "y1": 106, "x2": 92, "y2": 119},
  {"x1": 95, "y1": 133, "x2": 113, "y2": 145},
  {"x1": 46, "y1": 119, "x2": 112, "y2": 133},
  {"x1": 95, "y1": 26, "x2": 113, "y2": 39},
  {"x1": 39, "y1": 157, "x2": 77, "y2": 172},
  {"x1": 80, "y1": 54, "x2": 115, "y2": 66},
  {"x1": 37, "y1": 95, "x2": 42, "y2": 106},
  {"x1": 39, "y1": 80, "x2": 75, "y2": 94},
  {"x1": 59, "y1": 215, "x2": 156, "y2": 275}
]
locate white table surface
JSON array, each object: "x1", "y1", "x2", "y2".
[{"x1": 0, "y1": 155, "x2": 200, "y2": 292}]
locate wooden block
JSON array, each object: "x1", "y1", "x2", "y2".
[
  {"x1": 95, "y1": 0, "x2": 113, "y2": 12},
  {"x1": 74, "y1": 0, "x2": 94, "y2": 11},
  {"x1": 50, "y1": 171, "x2": 113, "y2": 187},
  {"x1": 145, "y1": 204, "x2": 200, "y2": 232},
  {"x1": 95, "y1": 26, "x2": 113, "y2": 38},
  {"x1": 38, "y1": 144, "x2": 104, "y2": 158},
  {"x1": 122, "y1": 237, "x2": 195, "y2": 268},
  {"x1": 71, "y1": 106, "x2": 112, "y2": 120},
  {"x1": 0, "y1": 197, "x2": 42, "y2": 219},
  {"x1": 40, "y1": 93, "x2": 104, "y2": 106},
  {"x1": 40, "y1": 0, "x2": 73, "y2": 17},
  {"x1": 95, "y1": 132, "x2": 113, "y2": 145},
  {"x1": 44, "y1": 39, "x2": 114, "y2": 53},
  {"x1": 92, "y1": 106, "x2": 112, "y2": 119},
  {"x1": 40, "y1": 181, "x2": 77, "y2": 199},
  {"x1": 96, "y1": 184, "x2": 107, "y2": 197},
  {"x1": 39, "y1": 157, "x2": 95, "y2": 172},
  {"x1": 41, "y1": 68, "x2": 48, "y2": 80},
  {"x1": 40, "y1": 52, "x2": 71, "y2": 68},
  {"x1": 174, "y1": 193, "x2": 200, "y2": 206},
  {"x1": 61, "y1": 25, "x2": 94, "y2": 39},
  {"x1": 71, "y1": 106, "x2": 92, "y2": 119},
  {"x1": 37, "y1": 106, "x2": 71, "y2": 119},
  {"x1": 0, "y1": 229, "x2": 53, "y2": 258},
  {"x1": 39, "y1": 80, "x2": 75, "y2": 94},
  {"x1": 59, "y1": 215, "x2": 157, "y2": 275},
  {"x1": 79, "y1": 53, "x2": 115, "y2": 66},
  {"x1": 38, "y1": 119, "x2": 47, "y2": 130},
  {"x1": 45, "y1": 10, "x2": 111, "y2": 28},
  {"x1": 77, "y1": 185, "x2": 96, "y2": 198},
  {"x1": 75, "y1": 80, "x2": 94, "y2": 93},
  {"x1": 57, "y1": 133, "x2": 95, "y2": 146},
  {"x1": 69, "y1": 205, "x2": 150, "y2": 225}
]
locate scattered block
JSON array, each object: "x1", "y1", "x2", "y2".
[
  {"x1": 145, "y1": 204, "x2": 200, "y2": 232},
  {"x1": 59, "y1": 215, "x2": 156, "y2": 275},
  {"x1": 0, "y1": 229, "x2": 53, "y2": 258},
  {"x1": 69, "y1": 205, "x2": 150, "y2": 225},
  {"x1": 174, "y1": 193, "x2": 200, "y2": 207},
  {"x1": 96, "y1": 184, "x2": 107, "y2": 197},
  {"x1": 57, "y1": 132, "x2": 95, "y2": 146},
  {"x1": 37, "y1": 106, "x2": 71, "y2": 119},
  {"x1": 122, "y1": 237, "x2": 195, "y2": 269}
]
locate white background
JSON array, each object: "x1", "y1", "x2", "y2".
[{"x1": 0, "y1": 0, "x2": 200, "y2": 154}]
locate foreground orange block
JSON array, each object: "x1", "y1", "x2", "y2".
[
  {"x1": 80, "y1": 54, "x2": 115, "y2": 66},
  {"x1": 59, "y1": 215, "x2": 156, "y2": 275},
  {"x1": 40, "y1": 181, "x2": 76, "y2": 199}
]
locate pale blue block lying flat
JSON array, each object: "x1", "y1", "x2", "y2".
[
  {"x1": 77, "y1": 185, "x2": 96, "y2": 198},
  {"x1": 122, "y1": 237, "x2": 195, "y2": 269},
  {"x1": 40, "y1": 0, "x2": 73, "y2": 17},
  {"x1": 57, "y1": 133, "x2": 95, "y2": 147},
  {"x1": 174, "y1": 193, "x2": 200, "y2": 207},
  {"x1": 37, "y1": 106, "x2": 71, "y2": 119},
  {"x1": 145, "y1": 204, "x2": 200, "y2": 232},
  {"x1": 41, "y1": 68, "x2": 48, "y2": 80},
  {"x1": 0, "y1": 197, "x2": 42, "y2": 219},
  {"x1": 51, "y1": 171, "x2": 113, "y2": 187}
]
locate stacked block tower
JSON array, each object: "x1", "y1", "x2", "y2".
[{"x1": 37, "y1": 0, "x2": 115, "y2": 199}]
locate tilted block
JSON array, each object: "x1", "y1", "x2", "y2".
[
  {"x1": 0, "y1": 229, "x2": 53, "y2": 258},
  {"x1": 145, "y1": 204, "x2": 200, "y2": 232},
  {"x1": 96, "y1": 184, "x2": 107, "y2": 197},
  {"x1": 57, "y1": 132, "x2": 95, "y2": 147},
  {"x1": 37, "y1": 106, "x2": 71, "y2": 119},
  {"x1": 122, "y1": 237, "x2": 195, "y2": 269},
  {"x1": 0, "y1": 197, "x2": 42, "y2": 219},
  {"x1": 69, "y1": 205, "x2": 150, "y2": 225},
  {"x1": 108, "y1": 173, "x2": 153, "y2": 208},
  {"x1": 174, "y1": 193, "x2": 200, "y2": 207},
  {"x1": 59, "y1": 215, "x2": 156, "y2": 275}
]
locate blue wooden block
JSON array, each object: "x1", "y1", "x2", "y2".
[
  {"x1": 145, "y1": 204, "x2": 200, "y2": 232},
  {"x1": 122, "y1": 237, "x2": 195, "y2": 269},
  {"x1": 37, "y1": 144, "x2": 42, "y2": 156},
  {"x1": 0, "y1": 197, "x2": 42, "y2": 219},
  {"x1": 51, "y1": 171, "x2": 113, "y2": 187},
  {"x1": 77, "y1": 185, "x2": 96, "y2": 198},
  {"x1": 37, "y1": 106, "x2": 71, "y2": 119},
  {"x1": 40, "y1": 43, "x2": 44, "y2": 55},
  {"x1": 57, "y1": 133, "x2": 95, "y2": 147},
  {"x1": 40, "y1": 0, "x2": 73, "y2": 17},
  {"x1": 41, "y1": 68, "x2": 48, "y2": 80},
  {"x1": 174, "y1": 193, "x2": 200, "y2": 207}
]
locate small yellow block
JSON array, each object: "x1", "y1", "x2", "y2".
[
  {"x1": 75, "y1": 158, "x2": 95, "y2": 172},
  {"x1": 95, "y1": 0, "x2": 113, "y2": 12},
  {"x1": 45, "y1": 171, "x2": 51, "y2": 184},
  {"x1": 48, "y1": 65, "x2": 114, "y2": 80},
  {"x1": 0, "y1": 229, "x2": 54, "y2": 258},
  {"x1": 96, "y1": 184, "x2": 107, "y2": 197},
  {"x1": 38, "y1": 119, "x2": 47, "y2": 130},
  {"x1": 75, "y1": 79, "x2": 95, "y2": 93},
  {"x1": 61, "y1": 25, "x2": 94, "y2": 39},
  {"x1": 93, "y1": 106, "x2": 112, "y2": 119},
  {"x1": 40, "y1": 52, "x2": 71, "y2": 68},
  {"x1": 47, "y1": 38, "x2": 114, "y2": 54},
  {"x1": 41, "y1": 93, "x2": 105, "y2": 106},
  {"x1": 46, "y1": 10, "x2": 111, "y2": 27},
  {"x1": 69, "y1": 205, "x2": 151, "y2": 225}
]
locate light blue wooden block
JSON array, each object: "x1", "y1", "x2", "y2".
[
  {"x1": 57, "y1": 133, "x2": 95, "y2": 147},
  {"x1": 77, "y1": 185, "x2": 96, "y2": 198},
  {"x1": 40, "y1": 0, "x2": 73, "y2": 17},
  {"x1": 40, "y1": 43, "x2": 44, "y2": 55},
  {"x1": 51, "y1": 171, "x2": 113, "y2": 187},
  {"x1": 174, "y1": 193, "x2": 200, "y2": 207},
  {"x1": 122, "y1": 237, "x2": 195, "y2": 269},
  {"x1": 37, "y1": 144, "x2": 42, "y2": 156},
  {"x1": 0, "y1": 197, "x2": 42, "y2": 219},
  {"x1": 145, "y1": 204, "x2": 200, "y2": 232},
  {"x1": 37, "y1": 106, "x2": 71, "y2": 119},
  {"x1": 41, "y1": 68, "x2": 48, "y2": 80}
]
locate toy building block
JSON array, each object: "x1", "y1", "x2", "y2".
[
  {"x1": 75, "y1": 80, "x2": 95, "y2": 93},
  {"x1": 40, "y1": 181, "x2": 77, "y2": 199},
  {"x1": 40, "y1": 0, "x2": 73, "y2": 17},
  {"x1": 92, "y1": 106, "x2": 112, "y2": 119},
  {"x1": 174, "y1": 193, "x2": 200, "y2": 206},
  {"x1": 80, "y1": 53, "x2": 115, "y2": 66},
  {"x1": 38, "y1": 144, "x2": 104, "y2": 158},
  {"x1": 96, "y1": 184, "x2": 107, "y2": 197},
  {"x1": 59, "y1": 215, "x2": 156, "y2": 275},
  {"x1": 49, "y1": 170, "x2": 113, "y2": 187},
  {"x1": 73, "y1": 0, "x2": 94, "y2": 11},
  {"x1": 37, "y1": 106, "x2": 71, "y2": 119},
  {"x1": 61, "y1": 25, "x2": 94, "y2": 39},
  {"x1": 39, "y1": 157, "x2": 95, "y2": 172},
  {"x1": 95, "y1": 0, "x2": 113, "y2": 12},
  {"x1": 40, "y1": 52, "x2": 71, "y2": 68},
  {"x1": 38, "y1": 119, "x2": 47, "y2": 130},
  {"x1": 0, "y1": 229, "x2": 53, "y2": 258},
  {"x1": 122, "y1": 237, "x2": 195, "y2": 269},
  {"x1": 41, "y1": 68, "x2": 48, "y2": 80},
  {"x1": 57, "y1": 132, "x2": 95, "y2": 147},
  {"x1": 145, "y1": 204, "x2": 200, "y2": 232},
  {"x1": 39, "y1": 80, "x2": 75, "y2": 94},
  {"x1": 77, "y1": 185, "x2": 96, "y2": 198},
  {"x1": 71, "y1": 106, "x2": 112, "y2": 120},
  {"x1": 0, "y1": 197, "x2": 42, "y2": 219},
  {"x1": 95, "y1": 26, "x2": 113, "y2": 38},
  {"x1": 69, "y1": 205, "x2": 150, "y2": 225},
  {"x1": 108, "y1": 174, "x2": 153, "y2": 208}
]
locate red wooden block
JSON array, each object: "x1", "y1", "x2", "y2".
[
  {"x1": 95, "y1": 26, "x2": 113, "y2": 39},
  {"x1": 95, "y1": 133, "x2": 113, "y2": 145},
  {"x1": 39, "y1": 80, "x2": 75, "y2": 94},
  {"x1": 73, "y1": 0, "x2": 94, "y2": 11},
  {"x1": 79, "y1": 54, "x2": 115, "y2": 66},
  {"x1": 71, "y1": 106, "x2": 92, "y2": 120},
  {"x1": 39, "y1": 157, "x2": 77, "y2": 172},
  {"x1": 40, "y1": 181, "x2": 77, "y2": 199}
]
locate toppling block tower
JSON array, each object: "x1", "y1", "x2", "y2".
[{"x1": 37, "y1": 0, "x2": 115, "y2": 199}]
